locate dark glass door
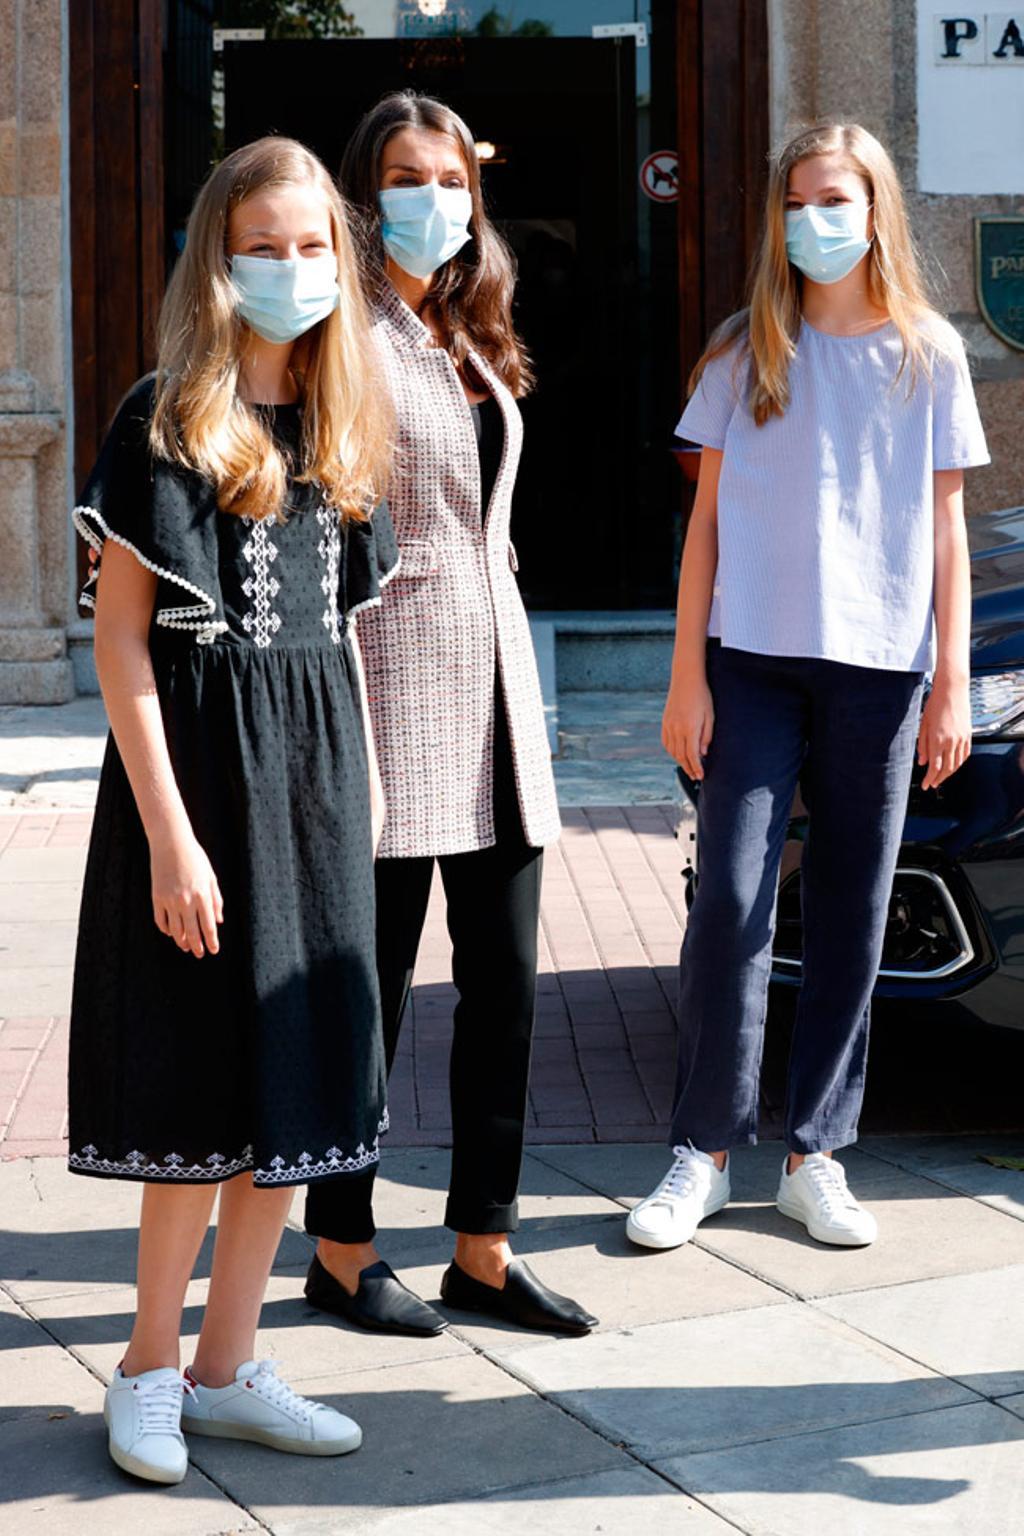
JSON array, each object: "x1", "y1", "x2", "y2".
[{"x1": 223, "y1": 36, "x2": 660, "y2": 608}]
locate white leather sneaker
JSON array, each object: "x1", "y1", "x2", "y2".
[
  {"x1": 104, "y1": 1365, "x2": 190, "y2": 1484},
  {"x1": 182, "y1": 1359, "x2": 361, "y2": 1455},
  {"x1": 626, "y1": 1144, "x2": 731, "y2": 1249},
  {"x1": 776, "y1": 1152, "x2": 877, "y2": 1246}
]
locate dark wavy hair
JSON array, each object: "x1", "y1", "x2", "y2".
[{"x1": 341, "y1": 91, "x2": 533, "y2": 397}]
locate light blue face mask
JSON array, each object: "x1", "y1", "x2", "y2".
[
  {"x1": 784, "y1": 202, "x2": 872, "y2": 285},
  {"x1": 379, "y1": 183, "x2": 473, "y2": 279},
  {"x1": 231, "y1": 253, "x2": 340, "y2": 344}
]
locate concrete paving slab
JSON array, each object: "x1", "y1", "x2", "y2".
[
  {"x1": 529, "y1": 1139, "x2": 909, "y2": 1207},
  {"x1": 0, "y1": 1297, "x2": 101, "y2": 1422},
  {"x1": 532, "y1": 1140, "x2": 1024, "y2": 1300},
  {"x1": 526, "y1": 1139, "x2": 679, "y2": 1204},
  {"x1": 360, "y1": 1146, "x2": 621, "y2": 1255},
  {"x1": 0, "y1": 1287, "x2": 256, "y2": 1528},
  {"x1": 0, "y1": 881, "x2": 81, "y2": 921},
  {"x1": 0, "y1": 1410, "x2": 259, "y2": 1535},
  {"x1": 0, "y1": 965, "x2": 74, "y2": 1014},
  {"x1": 998, "y1": 1394, "x2": 1024, "y2": 1420},
  {"x1": 0, "y1": 1158, "x2": 312, "y2": 1300},
  {"x1": 28, "y1": 1267, "x2": 471, "y2": 1386},
  {"x1": 185, "y1": 1350, "x2": 630, "y2": 1535},
  {"x1": 491, "y1": 1301, "x2": 977, "y2": 1461},
  {"x1": 0, "y1": 845, "x2": 89, "y2": 881},
  {"x1": 821, "y1": 1265, "x2": 1024, "y2": 1399},
  {"x1": 695, "y1": 1166, "x2": 1024, "y2": 1300},
  {"x1": 326, "y1": 1466, "x2": 735, "y2": 1536},
  {"x1": 392, "y1": 1214, "x2": 783, "y2": 1352},
  {"x1": 0, "y1": 920, "x2": 78, "y2": 966},
  {"x1": 659, "y1": 1401, "x2": 1024, "y2": 1536},
  {"x1": 862, "y1": 1134, "x2": 1024, "y2": 1223}
]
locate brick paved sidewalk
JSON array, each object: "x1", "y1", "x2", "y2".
[{"x1": 0, "y1": 805, "x2": 688, "y2": 1162}]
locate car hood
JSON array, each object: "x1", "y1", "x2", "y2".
[{"x1": 969, "y1": 508, "x2": 1024, "y2": 671}]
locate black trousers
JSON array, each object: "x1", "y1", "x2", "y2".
[{"x1": 305, "y1": 687, "x2": 543, "y2": 1241}]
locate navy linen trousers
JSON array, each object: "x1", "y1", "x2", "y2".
[{"x1": 671, "y1": 642, "x2": 924, "y2": 1155}]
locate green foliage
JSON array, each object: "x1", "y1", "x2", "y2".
[
  {"x1": 219, "y1": 0, "x2": 363, "y2": 38},
  {"x1": 978, "y1": 1155, "x2": 1024, "y2": 1172},
  {"x1": 473, "y1": 5, "x2": 553, "y2": 37}
]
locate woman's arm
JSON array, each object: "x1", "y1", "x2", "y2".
[
  {"x1": 662, "y1": 447, "x2": 723, "y2": 779},
  {"x1": 348, "y1": 623, "x2": 386, "y2": 855},
  {"x1": 919, "y1": 468, "x2": 973, "y2": 791},
  {"x1": 94, "y1": 543, "x2": 223, "y2": 956}
]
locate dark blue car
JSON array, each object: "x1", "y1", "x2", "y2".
[{"x1": 679, "y1": 506, "x2": 1024, "y2": 1031}]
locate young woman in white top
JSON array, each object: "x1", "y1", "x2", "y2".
[{"x1": 627, "y1": 122, "x2": 989, "y2": 1253}]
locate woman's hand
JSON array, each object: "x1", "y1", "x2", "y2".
[
  {"x1": 662, "y1": 673, "x2": 715, "y2": 780},
  {"x1": 150, "y1": 832, "x2": 224, "y2": 957},
  {"x1": 918, "y1": 673, "x2": 971, "y2": 790}
]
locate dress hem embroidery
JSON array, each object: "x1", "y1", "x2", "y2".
[{"x1": 68, "y1": 1113, "x2": 389, "y2": 1185}]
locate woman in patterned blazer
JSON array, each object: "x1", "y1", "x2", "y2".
[{"x1": 302, "y1": 93, "x2": 598, "y2": 1338}]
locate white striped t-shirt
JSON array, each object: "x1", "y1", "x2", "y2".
[{"x1": 675, "y1": 318, "x2": 990, "y2": 672}]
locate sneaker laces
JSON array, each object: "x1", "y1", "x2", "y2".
[
  {"x1": 247, "y1": 1359, "x2": 317, "y2": 1425},
  {"x1": 134, "y1": 1374, "x2": 193, "y2": 1436},
  {"x1": 803, "y1": 1156, "x2": 853, "y2": 1215},
  {"x1": 652, "y1": 1144, "x2": 713, "y2": 1206}
]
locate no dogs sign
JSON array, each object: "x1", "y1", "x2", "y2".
[{"x1": 640, "y1": 150, "x2": 678, "y2": 203}]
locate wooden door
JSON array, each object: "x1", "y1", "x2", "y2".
[{"x1": 69, "y1": 0, "x2": 165, "y2": 505}]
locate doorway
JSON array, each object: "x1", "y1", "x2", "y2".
[{"x1": 222, "y1": 34, "x2": 671, "y2": 608}]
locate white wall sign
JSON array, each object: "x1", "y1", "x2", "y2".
[
  {"x1": 917, "y1": 7, "x2": 1024, "y2": 191},
  {"x1": 592, "y1": 22, "x2": 649, "y2": 48}
]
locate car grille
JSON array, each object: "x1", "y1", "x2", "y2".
[{"x1": 773, "y1": 867, "x2": 975, "y2": 981}]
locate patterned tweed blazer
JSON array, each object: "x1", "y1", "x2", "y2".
[{"x1": 357, "y1": 286, "x2": 561, "y2": 859}]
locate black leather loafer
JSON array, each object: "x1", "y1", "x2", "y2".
[
  {"x1": 304, "y1": 1254, "x2": 448, "y2": 1337},
  {"x1": 439, "y1": 1258, "x2": 598, "y2": 1336}
]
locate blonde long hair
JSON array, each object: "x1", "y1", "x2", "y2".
[
  {"x1": 693, "y1": 122, "x2": 953, "y2": 425},
  {"x1": 151, "y1": 137, "x2": 391, "y2": 521}
]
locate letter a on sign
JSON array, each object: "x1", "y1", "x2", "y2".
[{"x1": 976, "y1": 217, "x2": 1024, "y2": 349}]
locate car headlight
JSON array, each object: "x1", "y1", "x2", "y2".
[{"x1": 971, "y1": 670, "x2": 1024, "y2": 736}]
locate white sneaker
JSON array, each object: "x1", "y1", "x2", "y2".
[
  {"x1": 103, "y1": 1365, "x2": 190, "y2": 1484},
  {"x1": 626, "y1": 1144, "x2": 731, "y2": 1249},
  {"x1": 182, "y1": 1359, "x2": 361, "y2": 1456},
  {"x1": 776, "y1": 1152, "x2": 877, "y2": 1246}
]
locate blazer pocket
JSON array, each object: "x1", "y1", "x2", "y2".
[
  {"x1": 508, "y1": 540, "x2": 519, "y2": 574},
  {"x1": 394, "y1": 538, "x2": 439, "y2": 578}
]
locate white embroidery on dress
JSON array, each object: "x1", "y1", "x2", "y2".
[
  {"x1": 316, "y1": 503, "x2": 342, "y2": 645},
  {"x1": 241, "y1": 517, "x2": 282, "y2": 648},
  {"x1": 346, "y1": 550, "x2": 401, "y2": 631},
  {"x1": 68, "y1": 1117, "x2": 389, "y2": 1185},
  {"x1": 72, "y1": 506, "x2": 228, "y2": 644}
]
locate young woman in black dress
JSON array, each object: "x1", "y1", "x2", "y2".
[{"x1": 69, "y1": 138, "x2": 397, "y2": 1485}]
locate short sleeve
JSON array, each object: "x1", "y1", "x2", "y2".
[
  {"x1": 74, "y1": 375, "x2": 226, "y2": 642},
  {"x1": 932, "y1": 336, "x2": 990, "y2": 471},
  {"x1": 675, "y1": 347, "x2": 745, "y2": 450},
  {"x1": 344, "y1": 498, "x2": 401, "y2": 625}
]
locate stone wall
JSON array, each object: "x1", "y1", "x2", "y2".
[
  {"x1": 769, "y1": 0, "x2": 1024, "y2": 516},
  {"x1": 0, "y1": 0, "x2": 73, "y2": 703}
]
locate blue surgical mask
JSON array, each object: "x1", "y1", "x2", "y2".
[
  {"x1": 379, "y1": 183, "x2": 473, "y2": 279},
  {"x1": 784, "y1": 202, "x2": 872, "y2": 284},
  {"x1": 231, "y1": 253, "x2": 340, "y2": 344}
]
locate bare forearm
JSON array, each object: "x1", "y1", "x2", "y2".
[
  {"x1": 95, "y1": 633, "x2": 192, "y2": 848},
  {"x1": 932, "y1": 508, "x2": 971, "y2": 685},
  {"x1": 672, "y1": 511, "x2": 718, "y2": 683}
]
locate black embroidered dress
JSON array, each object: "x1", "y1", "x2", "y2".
[{"x1": 68, "y1": 377, "x2": 399, "y2": 1186}]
